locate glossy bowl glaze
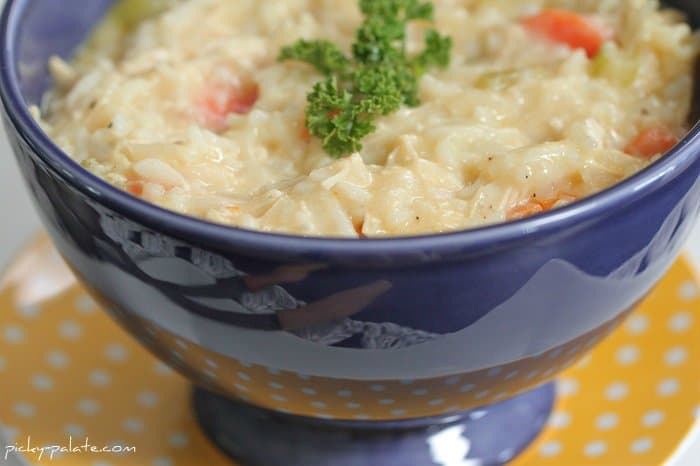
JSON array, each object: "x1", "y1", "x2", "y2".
[{"x1": 1, "y1": 0, "x2": 700, "y2": 425}]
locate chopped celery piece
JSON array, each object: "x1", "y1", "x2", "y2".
[
  {"x1": 475, "y1": 66, "x2": 546, "y2": 91},
  {"x1": 110, "y1": 0, "x2": 174, "y2": 30},
  {"x1": 590, "y1": 43, "x2": 638, "y2": 86},
  {"x1": 80, "y1": 0, "x2": 175, "y2": 63}
]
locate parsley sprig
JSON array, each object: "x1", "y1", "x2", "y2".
[{"x1": 279, "y1": 0, "x2": 452, "y2": 157}]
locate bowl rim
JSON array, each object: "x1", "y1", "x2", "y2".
[{"x1": 1, "y1": 0, "x2": 700, "y2": 260}]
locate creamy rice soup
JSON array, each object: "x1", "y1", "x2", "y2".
[{"x1": 34, "y1": 0, "x2": 700, "y2": 237}]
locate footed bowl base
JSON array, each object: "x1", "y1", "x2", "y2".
[{"x1": 193, "y1": 383, "x2": 555, "y2": 466}]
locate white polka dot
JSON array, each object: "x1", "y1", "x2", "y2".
[
  {"x1": 65, "y1": 424, "x2": 86, "y2": 437},
  {"x1": 0, "y1": 426, "x2": 17, "y2": 444},
  {"x1": 630, "y1": 437, "x2": 653, "y2": 454},
  {"x1": 625, "y1": 315, "x2": 649, "y2": 335},
  {"x1": 269, "y1": 382, "x2": 284, "y2": 390},
  {"x1": 504, "y1": 370, "x2": 519, "y2": 380},
  {"x1": 153, "y1": 457, "x2": 173, "y2": 466},
  {"x1": 301, "y1": 387, "x2": 317, "y2": 395},
  {"x1": 615, "y1": 345, "x2": 640, "y2": 365},
  {"x1": 346, "y1": 402, "x2": 361, "y2": 409},
  {"x1": 105, "y1": 344, "x2": 128, "y2": 363},
  {"x1": 233, "y1": 383, "x2": 248, "y2": 392},
  {"x1": 138, "y1": 391, "x2": 159, "y2": 407},
  {"x1": 460, "y1": 383, "x2": 475, "y2": 393},
  {"x1": 75, "y1": 295, "x2": 96, "y2": 313},
  {"x1": 47, "y1": 350, "x2": 70, "y2": 369},
  {"x1": 154, "y1": 362, "x2": 174, "y2": 376},
  {"x1": 122, "y1": 418, "x2": 144, "y2": 433},
  {"x1": 412, "y1": 388, "x2": 429, "y2": 396},
  {"x1": 557, "y1": 378, "x2": 579, "y2": 397},
  {"x1": 584, "y1": 441, "x2": 607, "y2": 457},
  {"x1": 311, "y1": 401, "x2": 327, "y2": 409},
  {"x1": 539, "y1": 441, "x2": 562, "y2": 457},
  {"x1": 475, "y1": 390, "x2": 491, "y2": 400},
  {"x1": 168, "y1": 432, "x2": 189, "y2": 448},
  {"x1": 267, "y1": 367, "x2": 281, "y2": 375},
  {"x1": 89, "y1": 370, "x2": 111, "y2": 387},
  {"x1": 605, "y1": 382, "x2": 629, "y2": 401},
  {"x1": 548, "y1": 412, "x2": 571, "y2": 429},
  {"x1": 203, "y1": 369, "x2": 217, "y2": 379},
  {"x1": 4, "y1": 325, "x2": 24, "y2": 344},
  {"x1": 204, "y1": 359, "x2": 218, "y2": 369},
  {"x1": 664, "y1": 347, "x2": 688, "y2": 367},
  {"x1": 669, "y1": 312, "x2": 693, "y2": 333},
  {"x1": 391, "y1": 409, "x2": 407, "y2": 416},
  {"x1": 13, "y1": 402, "x2": 35, "y2": 418},
  {"x1": 237, "y1": 372, "x2": 251, "y2": 381},
  {"x1": 370, "y1": 384, "x2": 385, "y2": 392},
  {"x1": 379, "y1": 399, "x2": 395, "y2": 405},
  {"x1": 657, "y1": 378, "x2": 680, "y2": 397},
  {"x1": 642, "y1": 410, "x2": 665, "y2": 427},
  {"x1": 444, "y1": 376, "x2": 461, "y2": 385},
  {"x1": 337, "y1": 390, "x2": 352, "y2": 398},
  {"x1": 596, "y1": 413, "x2": 619, "y2": 431},
  {"x1": 78, "y1": 399, "x2": 101, "y2": 416},
  {"x1": 59, "y1": 320, "x2": 82, "y2": 340},
  {"x1": 354, "y1": 414, "x2": 370, "y2": 420},
  {"x1": 32, "y1": 374, "x2": 54, "y2": 391},
  {"x1": 428, "y1": 399, "x2": 445, "y2": 406},
  {"x1": 678, "y1": 281, "x2": 699, "y2": 301},
  {"x1": 315, "y1": 413, "x2": 334, "y2": 420},
  {"x1": 175, "y1": 339, "x2": 188, "y2": 350},
  {"x1": 18, "y1": 303, "x2": 40, "y2": 319},
  {"x1": 271, "y1": 394, "x2": 287, "y2": 402},
  {"x1": 526, "y1": 370, "x2": 540, "y2": 380}
]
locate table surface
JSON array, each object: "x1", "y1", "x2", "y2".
[{"x1": 0, "y1": 122, "x2": 698, "y2": 464}]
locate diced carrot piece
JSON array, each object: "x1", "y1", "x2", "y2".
[
  {"x1": 508, "y1": 201, "x2": 545, "y2": 220},
  {"x1": 624, "y1": 126, "x2": 679, "y2": 159},
  {"x1": 538, "y1": 194, "x2": 577, "y2": 210},
  {"x1": 126, "y1": 181, "x2": 144, "y2": 197},
  {"x1": 300, "y1": 125, "x2": 312, "y2": 142},
  {"x1": 199, "y1": 81, "x2": 259, "y2": 131},
  {"x1": 522, "y1": 9, "x2": 609, "y2": 58},
  {"x1": 508, "y1": 194, "x2": 578, "y2": 220}
]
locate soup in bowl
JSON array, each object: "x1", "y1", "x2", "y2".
[{"x1": 1, "y1": 0, "x2": 700, "y2": 465}]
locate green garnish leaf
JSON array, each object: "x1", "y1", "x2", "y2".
[
  {"x1": 278, "y1": 40, "x2": 351, "y2": 76},
  {"x1": 279, "y1": 0, "x2": 452, "y2": 157}
]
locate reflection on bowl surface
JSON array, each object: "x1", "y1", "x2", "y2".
[{"x1": 1, "y1": 0, "x2": 700, "y2": 423}]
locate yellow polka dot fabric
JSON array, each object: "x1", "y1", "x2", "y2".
[{"x1": 0, "y1": 237, "x2": 698, "y2": 466}]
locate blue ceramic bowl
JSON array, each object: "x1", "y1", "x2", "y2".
[{"x1": 1, "y1": 0, "x2": 700, "y2": 463}]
